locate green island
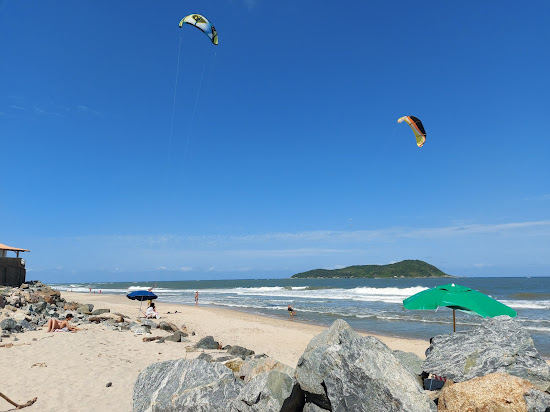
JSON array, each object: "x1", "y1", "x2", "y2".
[{"x1": 291, "y1": 259, "x2": 453, "y2": 279}]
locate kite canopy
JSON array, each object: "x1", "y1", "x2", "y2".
[
  {"x1": 179, "y1": 14, "x2": 218, "y2": 45},
  {"x1": 403, "y1": 283, "x2": 517, "y2": 331},
  {"x1": 398, "y1": 115, "x2": 426, "y2": 147}
]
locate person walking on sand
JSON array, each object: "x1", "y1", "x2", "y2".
[
  {"x1": 46, "y1": 313, "x2": 80, "y2": 332},
  {"x1": 195, "y1": 291, "x2": 199, "y2": 306},
  {"x1": 287, "y1": 304, "x2": 296, "y2": 317}
]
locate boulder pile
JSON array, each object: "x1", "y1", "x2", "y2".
[
  {"x1": 132, "y1": 317, "x2": 550, "y2": 412},
  {"x1": 0, "y1": 282, "x2": 183, "y2": 340}
]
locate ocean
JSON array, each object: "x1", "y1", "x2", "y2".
[{"x1": 50, "y1": 277, "x2": 550, "y2": 359}]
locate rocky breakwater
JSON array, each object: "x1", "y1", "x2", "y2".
[
  {"x1": 133, "y1": 319, "x2": 436, "y2": 412},
  {"x1": 0, "y1": 282, "x2": 189, "y2": 344},
  {"x1": 133, "y1": 317, "x2": 550, "y2": 412},
  {"x1": 1, "y1": 281, "x2": 70, "y2": 337}
]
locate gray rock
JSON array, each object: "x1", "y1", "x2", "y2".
[
  {"x1": 139, "y1": 319, "x2": 157, "y2": 328},
  {"x1": 393, "y1": 350, "x2": 424, "y2": 386},
  {"x1": 130, "y1": 325, "x2": 149, "y2": 335},
  {"x1": 230, "y1": 370, "x2": 304, "y2": 412},
  {"x1": 215, "y1": 356, "x2": 233, "y2": 363},
  {"x1": 303, "y1": 403, "x2": 330, "y2": 412},
  {"x1": 133, "y1": 358, "x2": 243, "y2": 412},
  {"x1": 422, "y1": 316, "x2": 550, "y2": 391},
  {"x1": 164, "y1": 330, "x2": 186, "y2": 342},
  {"x1": 228, "y1": 345, "x2": 255, "y2": 359},
  {"x1": 77, "y1": 304, "x2": 94, "y2": 314},
  {"x1": 296, "y1": 319, "x2": 350, "y2": 408},
  {"x1": 91, "y1": 308, "x2": 110, "y2": 315},
  {"x1": 33, "y1": 301, "x2": 47, "y2": 313},
  {"x1": 18, "y1": 319, "x2": 36, "y2": 331},
  {"x1": 158, "y1": 321, "x2": 179, "y2": 332},
  {"x1": 0, "y1": 318, "x2": 17, "y2": 331},
  {"x1": 524, "y1": 387, "x2": 550, "y2": 412},
  {"x1": 198, "y1": 353, "x2": 214, "y2": 362},
  {"x1": 195, "y1": 335, "x2": 220, "y2": 350},
  {"x1": 296, "y1": 319, "x2": 436, "y2": 412},
  {"x1": 393, "y1": 350, "x2": 424, "y2": 377},
  {"x1": 237, "y1": 356, "x2": 294, "y2": 384}
]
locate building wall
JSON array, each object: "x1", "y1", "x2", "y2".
[{"x1": 0, "y1": 257, "x2": 26, "y2": 287}]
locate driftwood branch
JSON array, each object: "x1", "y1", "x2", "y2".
[
  {"x1": 142, "y1": 336, "x2": 163, "y2": 342},
  {"x1": 0, "y1": 391, "x2": 37, "y2": 409}
]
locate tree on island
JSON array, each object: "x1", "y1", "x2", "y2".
[{"x1": 291, "y1": 260, "x2": 452, "y2": 279}]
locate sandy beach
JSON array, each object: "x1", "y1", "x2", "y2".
[{"x1": 1, "y1": 291, "x2": 433, "y2": 412}]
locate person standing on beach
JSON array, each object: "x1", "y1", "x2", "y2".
[
  {"x1": 287, "y1": 304, "x2": 296, "y2": 317},
  {"x1": 195, "y1": 291, "x2": 199, "y2": 306}
]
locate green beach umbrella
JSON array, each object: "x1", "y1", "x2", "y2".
[{"x1": 403, "y1": 283, "x2": 517, "y2": 332}]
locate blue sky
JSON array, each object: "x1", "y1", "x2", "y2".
[{"x1": 1, "y1": 1, "x2": 549, "y2": 282}]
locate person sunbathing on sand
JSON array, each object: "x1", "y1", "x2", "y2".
[{"x1": 46, "y1": 313, "x2": 80, "y2": 332}]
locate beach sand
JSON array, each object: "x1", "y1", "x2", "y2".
[{"x1": 0, "y1": 291, "x2": 439, "y2": 411}]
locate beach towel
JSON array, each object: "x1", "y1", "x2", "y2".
[{"x1": 54, "y1": 327, "x2": 69, "y2": 332}]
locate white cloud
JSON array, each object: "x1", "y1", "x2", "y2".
[
  {"x1": 24, "y1": 219, "x2": 550, "y2": 276},
  {"x1": 472, "y1": 263, "x2": 494, "y2": 268},
  {"x1": 322, "y1": 264, "x2": 348, "y2": 270},
  {"x1": 179, "y1": 219, "x2": 550, "y2": 245},
  {"x1": 76, "y1": 105, "x2": 100, "y2": 116}
]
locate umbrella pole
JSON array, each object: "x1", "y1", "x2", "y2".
[{"x1": 453, "y1": 309, "x2": 456, "y2": 332}]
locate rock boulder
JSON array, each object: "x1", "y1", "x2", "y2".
[
  {"x1": 423, "y1": 316, "x2": 550, "y2": 391},
  {"x1": 296, "y1": 319, "x2": 436, "y2": 412},
  {"x1": 438, "y1": 372, "x2": 550, "y2": 412},
  {"x1": 195, "y1": 335, "x2": 220, "y2": 350},
  {"x1": 237, "y1": 356, "x2": 294, "y2": 383},
  {"x1": 133, "y1": 358, "x2": 243, "y2": 412},
  {"x1": 230, "y1": 369, "x2": 304, "y2": 412}
]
